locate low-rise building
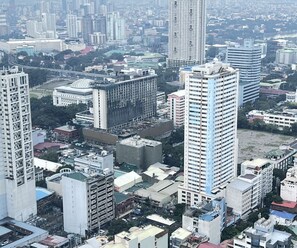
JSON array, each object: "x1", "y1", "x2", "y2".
[
  {"x1": 54, "y1": 125, "x2": 79, "y2": 141},
  {"x1": 114, "y1": 171, "x2": 142, "y2": 192},
  {"x1": 116, "y1": 136, "x2": 162, "y2": 170},
  {"x1": 142, "y1": 163, "x2": 179, "y2": 183},
  {"x1": 134, "y1": 180, "x2": 179, "y2": 207},
  {"x1": 281, "y1": 167, "x2": 297, "y2": 202},
  {"x1": 74, "y1": 151, "x2": 113, "y2": 173},
  {"x1": 170, "y1": 228, "x2": 192, "y2": 248},
  {"x1": 233, "y1": 218, "x2": 291, "y2": 248},
  {"x1": 114, "y1": 192, "x2": 134, "y2": 219},
  {"x1": 286, "y1": 90, "x2": 297, "y2": 103},
  {"x1": 182, "y1": 198, "x2": 226, "y2": 244},
  {"x1": 53, "y1": 79, "x2": 94, "y2": 107},
  {"x1": 100, "y1": 225, "x2": 168, "y2": 248}
]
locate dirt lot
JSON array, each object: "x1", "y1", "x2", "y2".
[{"x1": 238, "y1": 129, "x2": 296, "y2": 163}]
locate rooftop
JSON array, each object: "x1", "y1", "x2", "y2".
[
  {"x1": 241, "y1": 158, "x2": 271, "y2": 168},
  {"x1": 36, "y1": 187, "x2": 54, "y2": 201},
  {"x1": 67, "y1": 172, "x2": 88, "y2": 182},
  {"x1": 227, "y1": 178, "x2": 253, "y2": 192},
  {"x1": 118, "y1": 136, "x2": 162, "y2": 148},
  {"x1": 146, "y1": 214, "x2": 175, "y2": 226},
  {"x1": 171, "y1": 227, "x2": 191, "y2": 240}
]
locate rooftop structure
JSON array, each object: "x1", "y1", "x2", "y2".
[
  {"x1": 114, "y1": 171, "x2": 143, "y2": 192},
  {"x1": 281, "y1": 167, "x2": 297, "y2": 202}
]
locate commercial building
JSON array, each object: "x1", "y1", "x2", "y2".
[
  {"x1": 116, "y1": 136, "x2": 162, "y2": 170},
  {"x1": 178, "y1": 61, "x2": 239, "y2": 205},
  {"x1": 286, "y1": 90, "x2": 297, "y2": 103},
  {"x1": 53, "y1": 125, "x2": 79, "y2": 141},
  {"x1": 226, "y1": 39, "x2": 262, "y2": 105},
  {"x1": 0, "y1": 67, "x2": 37, "y2": 221},
  {"x1": 170, "y1": 228, "x2": 192, "y2": 248},
  {"x1": 233, "y1": 218, "x2": 291, "y2": 248},
  {"x1": 93, "y1": 70, "x2": 157, "y2": 131},
  {"x1": 53, "y1": 79, "x2": 94, "y2": 107},
  {"x1": 168, "y1": 0, "x2": 206, "y2": 67},
  {"x1": 280, "y1": 167, "x2": 297, "y2": 202},
  {"x1": 101, "y1": 225, "x2": 168, "y2": 248},
  {"x1": 62, "y1": 172, "x2": 114, "y2": 237},
  {"x1": 167, "y1": 90, "x2": 186, "y2": 127},
  {"x1": 182, "y1": 198, "x2": 226, "y2": 244},
  {"x1": 114, "y1": 171, "x2": 142, "y2": 192}
]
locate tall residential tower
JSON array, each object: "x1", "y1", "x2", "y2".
[
  {"x1": 0, "y1": 67, "x2": 37, "y2": 221},
  {"x1": 178, "y1": 61, "x2": 239, "y2": 205},
  {"x1": 168, "y1": 0, "x2": 206, "y2": 67}
]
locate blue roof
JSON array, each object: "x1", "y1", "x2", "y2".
[
  {"x1": 270, "y1": 210, "x2": 296, "y2": 220},
  {"x1": 36, "y1": 187, "x2": 53, "y2": 201}
]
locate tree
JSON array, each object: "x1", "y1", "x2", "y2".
[
  {"x1": 173, "y1": 204, "x2": 186, "y2": 222},
  {"x1": 40, "y1": 151, "x2": 59, "y2": 162}
]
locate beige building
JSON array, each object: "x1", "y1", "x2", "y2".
[{"x1": 167, "y1": 90, "x2": 185, "y2": 127}]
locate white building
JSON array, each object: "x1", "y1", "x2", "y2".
[
  {"x1": 66, "y1": 14, "x2": 79, "y2": 38},
  {"x1": 52, "y1": 79, "x2": 94, "y2": 106},
  {"x1": 62, "y1": 171, "x2": 114, "y2": 237},
  {"x1": 286, "y1": 90, "x2": 297, "y2": 103},
  {"x1": 178, "y1": 61, "x2": 239, "y2": 205},
  {"x1": 41, "y1": 13, "x2": 57, "y2": 38},
  {"x1": 276, "y1": 48, "x2": 297, "y2": 65},
  {"x1": 101, "y1": 225, "x2": 168, "y2": 248},
  {"x1": 106, "y1": 12, "x2": 126, "y2": 42},
  {"x1": 167, "y1": 90, "x2": 185, "y2": 127},
  {"x1": 280, "y1": 167, "x2": 297, "y2": 202},
  {"x1": 90, "y1": 32, "x2": 106, "y2": 45},
  {"x1": 226, "y1": 178, "x2": 254, "y2": 218},
  {"x1": 74, "y1": 151, "x2": 113, "y2": 173},
  {"x1": 114, "y1": 171, "x2": 142, "y2": 192},
  {"x1": 170, "y1": 228, "x2": 192, "y2": 248},
  {"x1": 0, "y1": 67, "x2": 37, "y2": 221},
  {"x1": 233, "y1": 218, "x2": 291, "y2": 248},
  {"x1": 241, "y1": 158, "x2": 273, "y2": 200},
  {"x1": 226, "y1": 39, "x2": 262, "y2": 105},
  {"x1": 168, "y1": 0, "x2": 206, "y2": 67}
]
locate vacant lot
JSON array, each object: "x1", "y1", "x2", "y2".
[{"x1": 238, "y1": 129, "x2": 296, "y2": 163}]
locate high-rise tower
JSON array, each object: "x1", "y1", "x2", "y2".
[
  {"x1": 168, "y1": 0, "x2": 206, "y2": 67},
  {"x1": 226, "y1": 39, "x2": 262, "y2": 106},
  {"x1": 178, "y1": 61, "x2": 239, "y2": 205},
  {"x1": 0, "y1": 67, "x2": 37, "y2": 221}
]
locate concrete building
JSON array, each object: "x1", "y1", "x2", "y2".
[
  {"x1": 170, "y1": 228, "x2": 192, "y2": 248},
  {"x1": 116, "y1": 136, "x2": 162, "y2": 170},
  {"x1": 0, "y1": 67, "x2": 37, "y2": 221},
  {"x1": 178, "y1": 61, "x2": 239, "y2": 205},
  {"x1": 226, "y1": 177, "x2": 257, "y2": 218},
  {"x1": 62, "y1": 172, "x2": 114, "y2": 237},
  {"x1": 66, "y1": 14, "x2": 79, "y2": 38},
  {"x1": 90, "y1": 32, "x2": 106, "y2": 45},
  {"x1": 280, "y1": 167, "x2": 297, "y2": 202},
  {"x1": 167, "y1": 90, "x2": 185, "y2": 127},
  {"x1": 233, "y1": 218, "x2": 291, "y2": 248},
  {"x1": 93, "y1": 70, "x2": 157, "y2": 131},
  {"x1": 226, "y1": 39, "x2": 262, "y2": 105},
  {"x1": 41, "y1": 13, "x2": 57, "y2": 38},
  {"x1": 101, "y1": 225, "x2": 168, "y2": 248},
  {"x1": 114, "y1": 171, "x2": 142, "y2": 192},
  {"x1": 168, "y1": 0, "x2": 206, "y2": 67},
  {"x1": 276, "y1": 48, "x2": 297, "y2": 65},
  {"x1": 182, "y1": 198, "x2": 226, "y2": 244},
  {"x1": 53, "y1": 79, "x2": 94, "y2": 107},
  {"x1": 286, "y1": 90, "x2": 297, "y2": 103},
  {"x1": 241, "y1": 158, "x2": 273, "y2": 200},
  {"x1": 74, "y1": 151, "x2": 113, "y2": 173}
]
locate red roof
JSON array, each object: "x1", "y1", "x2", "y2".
[
  {"x1": 198, "y1": 242, "x2": 221, "y2": 248},
  {"x1": 34, "y1": 142, "x2": 65, "y2": 150},
  {"x1": 272, "y1": 201, "x2": 297, "y2": 209}
]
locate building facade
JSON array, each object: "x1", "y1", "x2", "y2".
[
  {"x1": 62, "y1": 172, "x2": 114, "y2": 237},
  {"x1": 226, "y1": 39, "x2": 262, "y2": 105},
  {"x1": 93, "y1": 72, "x2": 157, "y2": 131},
  {"x1": 0, "y1": 67, "x2": 37, "y2": 221},
  {"x1": 168, "y1": 0, "x2": 206, "y2": 67},
  {"x1": 168, "y1": 90, "x2": 185, "y2": 127},
  {"x1": 66, "y1": 14, "x2": 78, "y2": 38},
  {"x1": 280, "y1": 167, "x2": 297, "y2": 202},
  {"x1": 178, "y1": 61, "x2": 239, "y2": 205}
]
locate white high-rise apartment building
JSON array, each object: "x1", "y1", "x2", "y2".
[
  {"x1": 67, "y1": 14, "x2": 78, "y2": 38},
  {"x1": 41, "y1": 13, "x2": 57, "y2": 38},
  {"x1": 168, "y1": 0, "x2": 206, "y2": 67},
  {"x1": 0, "y1": 67, "x2": 37, "y2": 221},
  {"x1": 178, "y1": 61, "x2": 239, "y2": 205},
  {"x1": 106, "y1": 12, "x2": 126, "y2": 42},
  {"x1": 226, "y1": 39, "x2": 262, "y2": 106}
]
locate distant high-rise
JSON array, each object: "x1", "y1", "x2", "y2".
[
  {"x1": 226, "y1": 39, "x2": 262, "y2": 106},
  {"x1": 178, "y1": 61, "x2": 239, "y2": 205},
  {"x1": 0, "y1": 67, "x2": 37, "y2": 221},
  {"x1": 106, "y1": 12, "x2": 126, "y2": 42},
  {"x1": 41, "y1": 13, "x2": 57, "y2": 38},
  {"x1": 67, "y1": 14, "x2": 79, "y2": 38},
  {"x1": 168, "y1": 0, "x2": 206, "y2": 67},
  {"x1": 82, "y1": 15, "x2": 93, "y2": 43}
]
